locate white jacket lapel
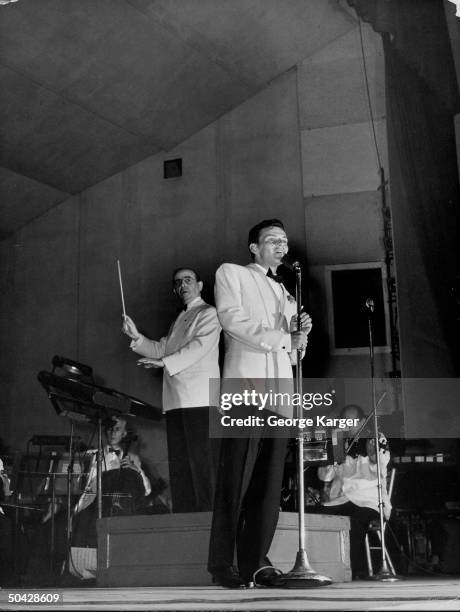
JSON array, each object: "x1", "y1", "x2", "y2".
[{"x1": 246, "y1": 263, "x2": 284, "y2": 325}]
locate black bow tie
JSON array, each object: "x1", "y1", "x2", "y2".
[
  {"x1": 108, "y1": 447, "x2": 121, "y2": 455},
  {"x1": 266, "y1": 268, "x2": 284, "y2": 284}
]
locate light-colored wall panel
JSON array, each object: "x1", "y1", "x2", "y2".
[
  {"x1": 305, "y1": 191, "x2": 385, "y2": 265},
  {"x1": 301, "y1": 120, "x2": 387, "y2": 196},
  {"x1": 305, "y1": 22, "x2": 382, "y2": 64},
  {"x1": 298, "y1": 23, "x2": 385, "y2": 130},
  {"x1": 216, "y1": 69, "x2": 305, "y2": 263},
  {"x1": 298, "y1": 54, "x2": 385, "y2": 130}
]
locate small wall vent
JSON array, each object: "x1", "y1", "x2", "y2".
[{"x1": 164, "y1": 158, "x2": 182, "y2": 179}]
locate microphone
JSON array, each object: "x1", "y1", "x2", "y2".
[
  {"x1": 365, "y1": 297, "x2": 375, "y2": 313},
  {"x1": 282, "y1": 255, "x2": 301, "y2": 271}
]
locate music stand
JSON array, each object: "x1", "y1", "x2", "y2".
[
  {"x1": 37, "y1": 367, "x2": 128, "y2": 576},
  {"x1": 38, "y1": 357, "x2": 161, "y2": 578}
]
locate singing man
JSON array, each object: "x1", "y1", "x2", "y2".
[{"x1": 208, "y1": 219, "x2": 312, "y2": 588}]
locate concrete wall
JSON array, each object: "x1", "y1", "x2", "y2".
[
  {"x1": 297, "y1": 24, "x2": 394, "y2": 409},
  {"x1": 0, "y1": 70, "x2": 305, "y2": 482}
]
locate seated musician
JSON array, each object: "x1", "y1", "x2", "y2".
[
  {"x1": 26, "y1": 419, "x2": 151, "y2": 582},
  {"x1": 72, "y1": 416, "x2": 151, "y2": 547},
  {"x1": 0, "y1": 456, "x2": 12, "y2": 509},
  {"x1": 317, "y1": 427, "x2": 391, "y2": 580},
  {"x1": 338, "y1": 404, "x2": 365, "y2": 452},
  {"x1": 0, "y1": 456, "x2": 14, "y2": 585}
]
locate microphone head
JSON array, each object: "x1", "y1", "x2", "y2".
[
  {"x1": 282, "y1": 256, "x2": 301, "y2": 271},
  {"x1": 365, "y1": 298, "x2": 375, "y2": 312}
]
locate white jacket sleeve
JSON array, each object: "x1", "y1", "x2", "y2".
[
  {"x1": 161, "y1": 307, "x2": 221, "y2": 376},
  {"x1": 130, "y1": 334, "x2": 168, "y2": 359},
  {"x1": 215, "y1": 264, "x2": 290, "y2": 352}
]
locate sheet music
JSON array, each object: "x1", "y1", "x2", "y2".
[{"x1": 70, "y1": 547, "x2": 97, "y2": 579}]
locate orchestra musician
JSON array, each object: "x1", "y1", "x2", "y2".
[
  {"x1": 122, "y1": 267, "x2": 221, "y2": 513},
  {"x1": 207, "y1": 219, "x2": 312, "y2": 588},
  {"x1": 72, "y1": 416, "x2": 151, "y2": 547},
  {"x1": 25, "y1": 418, "x2": 152, "y2": 583},
  {"x1": 338, "y1": 405, "x2": 366, "y2": 445},
  {"x1": 326, "y1": 404, "x2": 368, "y2": 472},
  {"x1": 0, "y1": 456, "x2": 14, "y2": 585},
  {"x1": 317, "y1": 427, "x2": 391, "y2": 580}
]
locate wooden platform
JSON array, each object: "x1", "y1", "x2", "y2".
[
  {"x1": 2, "y1": 579, "x2": 460, "y2": 610},
  {"x1": 96, "y1": 512, "x2": 351, "y2": 587}
]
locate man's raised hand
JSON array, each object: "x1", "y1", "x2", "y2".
[{"x1": 122, "y1": 315, "x2": 141, "y2": 341}]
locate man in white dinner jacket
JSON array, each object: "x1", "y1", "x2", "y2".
[
  {"x1": 122, "y1": 267, "x2": 221, "y2": 512},
  {"x1": 208, "y1": 219, "x2": 312, "y2": 588}
]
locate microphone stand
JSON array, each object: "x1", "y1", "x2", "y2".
[
  {"x1": 365, "y1": 299, "x2": 399, "y2": 582},
  {"x1": 61, "y1": 422, "x2": 76, "y2": 576},
  {"x1": 283, "y1": 262, "x2": 332, "y2": 588}
]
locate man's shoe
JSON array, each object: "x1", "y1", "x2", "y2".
[
  {"x1": 253, "y1": 567, "x2": 287, "y2": 588},
  {"x1": 211, "y1": 566, "x2": 247, "y2": 589}
]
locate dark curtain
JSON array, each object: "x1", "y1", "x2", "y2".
[{"x1": 347, "y1": 0, "x2": 460, "y2": 375}]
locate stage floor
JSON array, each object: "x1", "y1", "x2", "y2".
[{"x1": 1, "y1": 578, "x2": 460, "y2": 611}]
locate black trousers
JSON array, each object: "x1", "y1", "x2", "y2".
[
  {"x1": 166, "y1": 408, "x2": 220, "y2": 513},
  {"x1": 312, "y1": 502, "x2": 378, "y2": 577},
  {"x1": 207, "y1": 422, "x2": 287, "y2": 581}
]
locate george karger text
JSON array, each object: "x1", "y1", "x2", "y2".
[
  {"x1": 266, "y1": 415, "x2": 361, "y2": 429},
  {"x1": 220, "y1": 416, "x2": 360, "y2": 429}
]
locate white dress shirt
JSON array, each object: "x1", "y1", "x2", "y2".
[
  {"x1": 0, "y1": 458, "x2": 11, "y2": 516},
  {"x1": 318, "y1": 449, "x2": 392, "y2": 519}
]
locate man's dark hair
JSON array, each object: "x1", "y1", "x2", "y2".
[
  {"x1": 172, "y1": 267, "x2": 201, "y2": 283},
  {"x1": 247, "y1": 219, "x2": 285, "y2": 258}
]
